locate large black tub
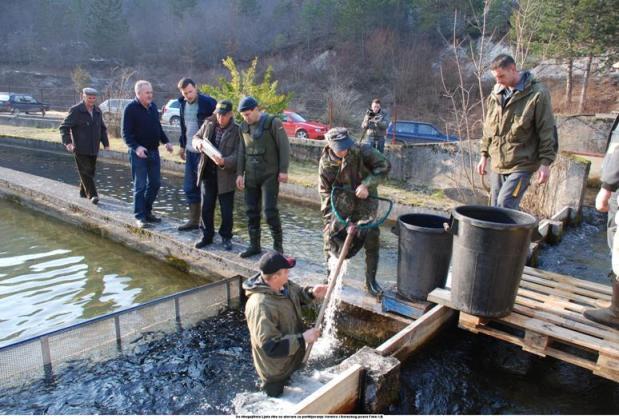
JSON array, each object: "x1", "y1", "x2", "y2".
[
  {"x1": 394, "y1": 213, "x2": 453, "y2": 301},
  {"x1": 449, "y1": 205, "x2": 537, "y2": 318}
]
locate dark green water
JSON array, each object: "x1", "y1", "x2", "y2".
[{"x1": 0, "y1": 199, "x2": 214, "y2": 344}]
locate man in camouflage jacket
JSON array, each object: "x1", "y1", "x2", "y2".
[{"x1": 319, "y1": 127, "x2": 391, "y2": 296}]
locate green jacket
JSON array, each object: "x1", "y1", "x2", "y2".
[
  {"x1": 237, "y1": 113, "x2": 290, "y2": 186},
  {"x1": 481, "y1": 72, "x2": 556, "y2": 174},
  {"x1": 361, "y1": 109, "x2": 389, "y2": 138},
  {"x1": 318, "y1": 143, "x2": 391, "y2": 224},
  {"x1": 243, "y1": 274, "x2": 315, "y2": 383}
]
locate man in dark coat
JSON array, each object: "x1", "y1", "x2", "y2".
[
  {"x1": 176, "y1": 78, "x2": 217, "y2": 231},
  {"x1": 59, "y1": 87, "x2": 110, "y2": 204},
  {"x1": 191, "y1": 100, "x2": 240, "y2": 251}
]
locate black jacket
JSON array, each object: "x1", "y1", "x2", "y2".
[
  {"x1": 122, "y1": 99, "x2": 169, "y2": 151},
  {"x1": 59, "y1": 102, "x2": 109, "y2": 156},
  {"x1": 178, "y1": 93, "x2": 217, "y2": 148}
]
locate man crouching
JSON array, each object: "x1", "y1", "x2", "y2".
[{"x1": 244, "y1": 252, "x2": 327, "y2": 397}]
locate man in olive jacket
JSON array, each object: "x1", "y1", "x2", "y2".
[
  {"x1": 236, "y1": 96, "x2": 290, "y2": 258},
  {"x1": 59, "y1": 87, "x2": 110, "y2": 204},
  {"x1": 477, "y1": 54, "x2": 556, "y2": 210},
  {"x1": 319, "y1": 127, "x2": 391, "y2": 296},
  {"x1": 191, "y1": 100, "x2": 239, "y2": 251},
  {"x1": 361, "y1": 98, "x2": 389, "y2": 153},
  {"x1": 244, "y1": 252, "x2": 327, "y2": 397}
]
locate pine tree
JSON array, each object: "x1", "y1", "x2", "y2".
[{"x1": 85, "y1": 0, "x2": 129, "y2": 59}]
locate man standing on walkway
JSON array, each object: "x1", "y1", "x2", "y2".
[
  {"x1": 319, "y1": 127, "x2": 391, "y2": 296},
  {"x1": 192, "y1": 100, "x2": 239, "y2": 251},
  {"x1": 584, "y1": 115, "x2": 619, "y2": 330},
  {"x1": 122, "y1": 80, "x2": 173, "y2": 228},
  {"x1": 236, "y1": 96, "x2": 290, "y2": 258},
  {"x1": 176, "y1": 78, "x2": 217, "y2": 231},
  {"x1": 60, "y1": 87, "x2": 110, "y2": 204},
  {"x1": 476, "y1": 54, "x2": 556, "y2": 210},
  {"x1": 360, "y1": 98, "x2": 388, "y2": 153},
  {"x1": 244, "y1": 252, "x2": 327, "y2": 397}
]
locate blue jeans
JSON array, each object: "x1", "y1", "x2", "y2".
[
  {"x1": 129, "y1": 149, "x2": 161, "y2": 220},
  {"x1": 183, "y1": 150, "x2": 201, "y2": 204}
]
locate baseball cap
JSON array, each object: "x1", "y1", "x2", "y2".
[
  {"x1": 259, "y1": 252, "x2": 296, "y2": 275},
  {"x1": 215, "y1": 100, "x2": 233, "y2": 114},
  {"x1": 326, "y1": 127, "x2": 354, "y2": 152}
]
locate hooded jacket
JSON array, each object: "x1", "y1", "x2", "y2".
[
  {"x1": 243, "y1": 273, "x2": 314, "y2": 383},
  {"x1": 481, "y1": 71, "x2": 556, "y2": 174}
]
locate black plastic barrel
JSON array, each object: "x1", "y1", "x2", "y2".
[
  {"x1": 449, "y1": 205, "x2": 537, "y2": 318},
  {"x1": 394, "y1": 213, "x2": 453, "y2": 301}
]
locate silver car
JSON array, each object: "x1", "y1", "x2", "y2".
[
  {"x1": 99, "y1": 98, "x2": 132, "y2": 117},
  {"x1": 161, "y1": 99, "x2": 181, "y2": 125}
]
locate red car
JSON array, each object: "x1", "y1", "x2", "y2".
[{"x1": 281, "y1": 110, "x2": 329, "y2": 139}]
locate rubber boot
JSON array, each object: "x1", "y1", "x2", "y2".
[
  {"x1": 239, "y1": 228, "x2": 262, "y2": 258},
  {"x1": 365, "y1": 251, "x2": 383, "y2": 297},
  {"x1": 178, "y1": 203, "x2": 200, "y2": 231},
  {"x1": 270, "y1": 222, "x2": 284, "y2": 254},
  {"x1": 584, "y1": 278, "x2": 619, "y2": 331}
]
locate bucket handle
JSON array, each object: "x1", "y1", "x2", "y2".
[
  {"x1": 391, "y1": 223, "x2": 399, "y2": 236},
  {"x1": 443, "y1": 216, "x2": 458, "y2": 236}
]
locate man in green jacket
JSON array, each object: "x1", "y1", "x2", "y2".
[
  {"x1": 244, "y1": 252, "x2": 327, "y2": 397},
  {"x1": 236, "y1": 96, "x2": 290, "y2": 258},
  {"x1": 319, "y1": 127, "x2": 391, "y2": 296},
  {"x1": 476, "y1": 54, "x2": 556, "y2": 210}
]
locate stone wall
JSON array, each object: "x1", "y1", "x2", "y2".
[{"x1": 556, "y1": 113, "x2": 616, "y2": 155}]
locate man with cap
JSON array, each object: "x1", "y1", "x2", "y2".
[
  {"x1": 319, "y1": 127, "x2": 391, "y2": 296},
  {"x1": 176, "y1": 78, "x2": 217, "y2": 231},
  {"x1": 60, "y1": 87, "x2": 110, "y2": 205},
  {"x1": 236, "y1": 96, "x2": 290, "y2": 258},
  {"x1": 243, "y1": 252, "x2": 328, "y2": 397},
  {"x1": 191, "y1": 100, "x2": 240, "y2": 251}
]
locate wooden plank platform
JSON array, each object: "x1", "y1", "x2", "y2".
[{"x1": 428, "y1": 267, "x2": 619, "y2": 383}]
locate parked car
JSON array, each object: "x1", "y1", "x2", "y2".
[
  {"x1": 386, "y1": 120, "x2": 459, "y2": 143},
  {"x1": 161, "y1": 99, "x2": 181, "y2": 125},
  {"x1": 0, "y1": 92, "x2": 49, "y2": 116},
  {"x1": 281, "y1": 110, "x2": 328, "y2": 139},
  {"x1": 99, "y1": 98, "x2": 132, "y2": 117}
]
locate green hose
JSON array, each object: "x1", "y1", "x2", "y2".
[{"x1": 330, "y1": 185, "x2": 393, "y2": 230}]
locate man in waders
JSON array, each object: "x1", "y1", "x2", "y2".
[
  {"x1": 244, "y1": 252, "x2": 328, "y2": 397},
  {"x1": 583, "y1": 115, "x2": 619, "y2": 330},
  {"x1": 319, "y1": 127, "x2": 391, "y2": 296},
  {"x1": 236, "y1": 96, "x2": 290, "y2": 258},
  {"x1": 476, "y1": 54, "x2": 556, "y2": 210}
]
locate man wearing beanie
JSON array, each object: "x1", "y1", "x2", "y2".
[
  {"x1": 60, "y1": 87, "x2": 110, "y2": 205},
  {"x1": 243, "y1": 252, "x2": 327, "y2": 397},
  {"x1": 319, "y1": 127, "x2": 391, "y2": 296},
  {"x1": 236, "y1": 96, "x2": 291, "y2": 258}
]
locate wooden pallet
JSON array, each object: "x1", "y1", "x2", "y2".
[{"x1": 428, "y1": 266, "x2": 619, "y2": 383}]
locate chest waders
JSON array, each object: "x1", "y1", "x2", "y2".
[{"x1": 239, "y1": 116, "x2": 284, "y2": 258}]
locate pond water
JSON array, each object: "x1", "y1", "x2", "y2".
[{"x1": 0, "y1": 199, "x2": 214, "y2": 345}]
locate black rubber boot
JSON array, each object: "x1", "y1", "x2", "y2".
[
  {"x1": 239, "y1": 228, "x2": 262, "y2": 258},
  {"x1": 365, "y1": 251, "x2": 383, "y2": 297},
  {"x1": 584, "y1": 278, "x2": 619, "y2": 331},
  {"x1": 270, "y1": 222, "x2": 284, "y2": 254},
  {"x1": 178, "y1": 203, "x2": 200, "y2": 231}
]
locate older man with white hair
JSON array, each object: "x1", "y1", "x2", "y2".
[{"x1": 122, "y1": 80, "x2": 174, "y2": 228}]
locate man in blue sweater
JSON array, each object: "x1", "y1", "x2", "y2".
[
  {"x1": 176, "y1": 78, "x2": 217, "y2": 231},
  {"x1": 122, "y1": 80, "x2": 174, "y2": 228}
]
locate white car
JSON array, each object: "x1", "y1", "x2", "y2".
[
  {"x1": 161, "y1": 99, "x2": 181, "y2": 125},
  {"x1": 99, "y1": 98, "x2": 132, "y2": 117}
]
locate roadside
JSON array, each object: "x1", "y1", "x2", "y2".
[{"x1": 0, "y1": 124, "x2": 459, "y2": 211}]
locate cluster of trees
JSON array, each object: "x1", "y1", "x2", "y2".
[{"x1": 0, "y1": 0, "x2": 616, "y2": 121}]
